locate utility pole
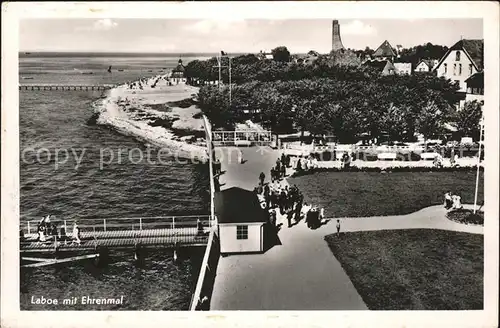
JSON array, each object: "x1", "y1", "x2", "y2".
[
  {"x1": 212, "y1": 51, "x2": 232, "y2": 105},
  {"x1": 473, "y1": 112, "x2": 484, "y2": 214}
]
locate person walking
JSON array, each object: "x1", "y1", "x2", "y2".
[
  {"x1": 279, "y1": 189, "x2": 287, "y2": 215},
  {"x1": 259, "y1": 172, "x2": 265, "y2": 186},
  {"x1": 264, "y1": 184, "x2": 271, "y2": 209},
  {"x1": 281, "y1": 161, "x2": 286, "y2": 178},
  {"x1": 336, "y1": 219, "x2": 341, "y2": 236}
]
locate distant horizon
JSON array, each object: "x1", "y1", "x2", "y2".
[{"x1": 20, "y1": 19, "x2": 482, "y2": 54}]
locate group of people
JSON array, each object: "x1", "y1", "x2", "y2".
[
  {"x1": 295, "y1": 154, "x2": 320, "y2": 172},
  {"x1": 256, "y1": 170, "x2": 327, "y2": 229},
  {"x1": 270, "y1": 154, "x2": 291, "y2": 182},
  {"x1": 444, "y1": 191, "x2": 463, "y2": 210},
  {"x1": 24, "y1": 215, "x2": 82, "y2": 245}
]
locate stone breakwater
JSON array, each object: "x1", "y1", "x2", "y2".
[{"x1": 93, "y1": 75, "x2": 209, "y2": 162}]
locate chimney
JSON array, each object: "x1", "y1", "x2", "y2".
[{"x1": 332, "y1": 20, "x2": 345, "y2": 52}]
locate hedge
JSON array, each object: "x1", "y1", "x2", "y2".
[{"x1": 290, "y1": 165, "x2": 484, "y2": 177}]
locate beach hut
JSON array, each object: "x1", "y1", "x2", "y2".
[{"x1": 215, "y1": 187, "x2": 268, "y2": 254}]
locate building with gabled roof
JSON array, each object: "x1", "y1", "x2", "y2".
[
  {"x1": 433, "y1": 39, "x2": 484, "y2": 92},
  {"x1": 373, "y1": 40, "x2": 397, "y2": 61},
  {"x1": 415, "y1": 59, "x2": 438, "y2": 72},
  {"x1": 362, "y1": 59, "x2": 396, "y2": 76}
]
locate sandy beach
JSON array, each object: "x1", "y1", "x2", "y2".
[{"x1": 94, "y1": 75, "x2": 209, "y2": 161}]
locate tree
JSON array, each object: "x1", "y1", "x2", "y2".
[
  {"x1": 453, "y1": 100, "x2": 483, "y2": 140},
  {"x1": 415, "y1": 99, "x2": 446, "y2": 141},
  {"x1": 271, "y1": 46, "x2": 291, "y2": 63}
]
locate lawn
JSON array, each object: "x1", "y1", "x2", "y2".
[
  {"x1": 288, "y1": 171, "x2": 484, "y2": 217},
  {"x1": 325, "y1": 229, "x2": 483, "y2": 310}
]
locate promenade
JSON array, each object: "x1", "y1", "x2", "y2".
[
  {"x1": 210, "y1": 146, "x2": 367, "y2": 310},
  {"x1": 210, "y1": 146, "x2": 483, "y2": 310}
]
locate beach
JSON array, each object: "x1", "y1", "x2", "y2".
[{"x1": 94, "y1": 75, "x2": 209, "y2": 162}]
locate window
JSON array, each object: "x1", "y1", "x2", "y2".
[
  {"x1": 459, "y1": 64, "x2": 462, "y2": 75},
  {"x1": 469, "y1": 64, "x2": 473, "y2": 75},
  {"x1": 444, "y1": 63, "x2": 447, "y2": 74},
  {"x1": 236, "y1": 225, "x2": 248, "y2": 240},
  {"x1": 456, "y1": 51, "x2": 461, "y2": 61},
  {"x1": 453, "y1": 63, "x2": 457, "y2": 75}
]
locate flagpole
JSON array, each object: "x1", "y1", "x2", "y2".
[
  {"x1": 229, "y1": 57, "x2": 232, "y2": 105},
  {"x1": 218, "y1": 55, "x2": 222, "y2": 89},
  {"x1": 473, "y1": 113, "x2": 484, "y2": 214}
]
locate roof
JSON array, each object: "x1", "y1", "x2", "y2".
[
  {"x1": 362, "y1": 59, "x2": 389, "y2": 70},
  {"x1": 416, "y1": 59, "x2": 437, "y2": 70},
  {"x1": 172, "y1": 59, "x2": 185, "y2": 73},
  {"x1": 434, "y1": 39, "x2": 484, "y2": 72},
  {"x1": 465, "y1": 71, "x2": 484, "y2": 84},
  {"x1": 373, "y1": 40, "x2": 397, "y2": 58},
  {"x1": 215, "y1": 187, "x2": 268, "y2": 224}
]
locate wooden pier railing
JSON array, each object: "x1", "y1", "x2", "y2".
[
  {"x1": 19, "y1": 84, "x2": 116, "y2": 91},
  {"x1": 19, "y1": 215, "x2": 213, "y2": 252}
]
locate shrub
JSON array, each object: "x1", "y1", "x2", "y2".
[
  {"x1": 290, "y1": 165, "x2": 484, "y2": 177},
  {"x1": 446, "y1": 209, "x2": 484, "y2": 226}
]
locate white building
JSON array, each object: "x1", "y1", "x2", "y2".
[
  {"x1": 433, "y1": 39, "x2": 484, "y2": 92},
  {"x1": 394, "y1": 62, "x2": 412, "y2": 75},
  {"x1": 215, "y1": 187, "x2": 268, "y2": 254},
  {"x1": 415, "y1": 59, "x2": 438, "y2": 72},
  {"x1": 459, "y1": 71, "x2": 484, "y2": 108}
]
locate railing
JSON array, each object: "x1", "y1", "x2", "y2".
[
  {"x1": 212, "y1": 130, "x2": 272, "y2": 146},
  {"x1": 19, "y1": 84, "x2": 115, "y2": 91},
  {"x1": 20, "y1": 215, "x2": 212, "y2": 235},
  {"x1": 189, "y1": 228, "x2": 220, "y2": 311}
]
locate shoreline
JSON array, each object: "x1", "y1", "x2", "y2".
[{"x1": 93, "y1": 74, "x2": 209, "y2": 162}]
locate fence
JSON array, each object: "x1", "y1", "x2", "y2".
[
  {"x1": 189, "y1": 228, "x2": 220, "y2": 311},
  {"x1": 20, "y1": 215, "x2": 212, "y2": 235}
]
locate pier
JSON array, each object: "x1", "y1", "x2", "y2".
[
  {"x1": 19, "y1": 84, "x2": 116, "y2": 91},
  {"x1": 19, "y1": 215, "x2": 213, "y2": 253}
]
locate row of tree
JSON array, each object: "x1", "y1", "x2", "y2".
[{"x1": 191, "y1": 48, "x2": 481, "y2": 143}]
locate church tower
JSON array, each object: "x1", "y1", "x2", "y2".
[{"x1": 332, "y1": 20, "x2": 345, "y2": 52}]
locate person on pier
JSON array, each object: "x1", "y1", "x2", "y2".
[
  {"x1": 72, "y1": 222, "x2": 81, "y2": 245},
  {"x1": 197, "y1": 218, "x2": 204, "y2": 236}
]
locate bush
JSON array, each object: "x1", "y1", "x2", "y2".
[
  {"x1": 446, "y1": 209, "x2": 484, "y2": 225},
  {"x1": 192, "y1": 112, "x2": 203, "y2": 119}
]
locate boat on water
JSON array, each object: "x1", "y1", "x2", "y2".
[
  {"x1": 118, "y1": 69, "x2": 124, "y2": 72},
  {"x1": 22, "y1": 77, "x2": 34, "y2": 80},
  {"x1": 82, "y1": 72, "x2": 94, "y2": 75}
]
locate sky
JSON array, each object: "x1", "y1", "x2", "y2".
[{"x1": 19, "y1": 18, "x2": 483, "y2": 54}]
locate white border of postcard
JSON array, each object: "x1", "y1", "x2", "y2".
[{"x1": 2, "y1": 2, "x2": 499, "y2": 328}]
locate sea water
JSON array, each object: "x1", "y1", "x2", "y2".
[{"x1": 19, "y1": 53, "x2": 211, "y2": 310}]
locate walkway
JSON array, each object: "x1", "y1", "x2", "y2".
[
  {"x1": 211, "y1": 146, "x2": 367, "y2": 310},
  {"x1": 327, "y1": 204, "x2": 483, "y2": 235}
]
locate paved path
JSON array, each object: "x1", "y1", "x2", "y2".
[
  {"x1": 327, "y1": 204, "x2": 483, "y2": 235},
  {"x1": 211, "y1": 146, "x2": 367, "y2": 310},
  {"x1": 210, "y1": 147, "x2": 483, "y2": 310}
]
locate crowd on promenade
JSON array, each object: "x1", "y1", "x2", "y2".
[{"x1": 254, "y1": 154, "x2": 328, "y2": 230}]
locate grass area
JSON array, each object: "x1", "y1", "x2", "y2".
[
  {"x1": 288, "y1": 171, "x2": 484, "y2": 217},
  {"x1": 447, "y1": 208, "x2": 484, "y2": 225},
  {"x1": 325, "y1": 229, "x2": 483, "y2": 310}
]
